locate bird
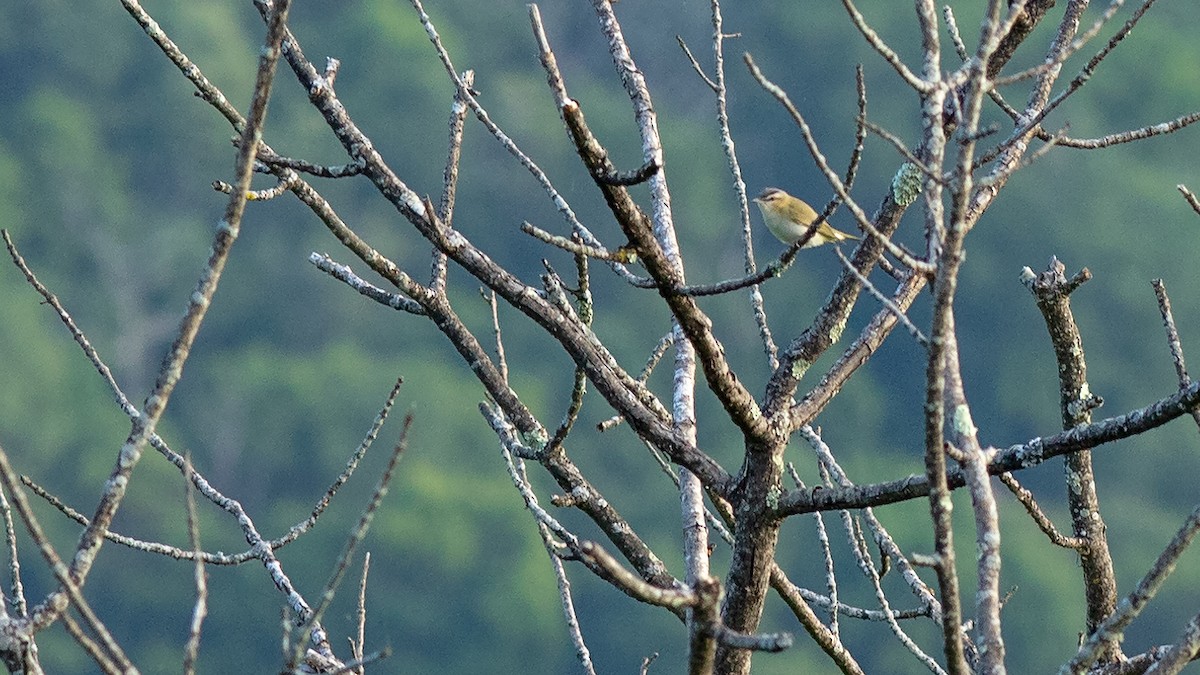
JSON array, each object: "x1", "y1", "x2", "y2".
[{"x1": 752, "y1": 187, "x2": 859, "y2": 248}]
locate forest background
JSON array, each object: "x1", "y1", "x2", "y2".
[{"x1": 1, "y1": 1, "x2": 1199, "y2": 672}]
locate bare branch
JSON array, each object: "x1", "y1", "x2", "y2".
[
  {"x1": 14, "y1": 0, "x2": 1195, "y2": 672},
  {"x1": 1144, "y1": 615, "x2": 1200, "y2": 674},
  {"x1": 676, "y1": 35, "x2": 718, "y2": 92},
  {"x1": 556, "y1": 95, "x2": 766, "y2": 442},
  {"x1": 839, "y1": 0, "x2": 930, "y2": 91},
  {"x1": 832, "y1": 247, "x2": 929, "y2": 347},
  {"x1": 802, "y1": 427, "x2": 946, "y2": 673},
  {"x1": 351, "y1": 553, "x2": 370, "y2": 675},
  {"x1": 767, "y1": 563, "x2": 865, "y2": 675},
  {"x1": 432, "y1": 69, "x2": 475, "y2": 293},
  {"x1": 0, "y1": 443, "x2": 132, "y2": 671},
  {"x1": 1062, "y1": 505, "x2": 1200, "y2": 674},
  {"x1": 287, "y1": 416, "x2": 411, "y2": 672},
  {"x1": 745, "y1": 55, "x2": 924, "y2": 273},
  {"x1": 496, "y1": 443, "x2": 597, "y2": 675},
  {"x1": 182, "y1": 455, "x2": 207, "y2": 675},
  {"x1": 781, "y1": 376, "x2": 1200, "y2": 515},
  {"x1": 1024, "y1": 257, "x2": 1120, "y2": 660},
  {"x1": 998, "y1": 473, "x2": 1086, "y2": 549},
  {"x1": 482, "y1": 404, "x2": 685, "y2": 606},
  {"x1": 411, "y1": 0, "x2": 646, "y2": 286},
  {"x1": 1152, "y1": 279, "x2": 1200, "y2": 431},
  {"x1": 1179, "y1": 184, "x2": 1200, "y2": 216},
  {"x1": 521, "y1": 222, "x2": 639, "y2": 265},
  {"x1": 253, "y1": 146, "x2": 364, "y2": 178},
  {"x1": 793, "y1": 269, "x2": 928, "y2": 428},
  {"x1": 0, "y1": 485, "x2": 24, "y2": 619},
  {"x1": 310, "y1": 254, "x2": 427, "y2": 315}
]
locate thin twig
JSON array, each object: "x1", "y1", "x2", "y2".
[
  {"x1": 482, "y1": 404, "x2": 686, "y2": 610},
  {"x1": 1062, "y1": 505, "x2": 1200, "y2": 674},
  {"x1": 16, "y1": 0, "x2": 294, "y2": 644},
  {"x1": 521, "y1": 222, "x2": 638, "y2": 265},
  {"x1": 183, "y1": 455, "x2": 208, "y2": 675},
  {"x1": 353, "y1": 553, "x2": 370, "y2": 675},
  {"x1": 860, "y1": 119, "x2": 940, "y2": 183},
  {"x1": 310, "y1": 254, "x2": 427, "y2": 315},
  {"x1": 998, "y1": 473, "x2": 1085, "y2": 549},
  {"x1": 59, "y1": 611, "x2": 120, "y2": 675},
  {"x1": 433, "y1": 69, "x2": 474, "y2": 294},
  {"x1": 981, "y1": 0, "x2": 1163, "y2": 167},
  {"x1": 287, "y1": 416, "x2": 411, "y2": 671},
  {"x1": 1151, "y1": 279, "x2": 1200, "y2": 431},
  {"x1": 839, "y1": 0, "x2": 930, "y2": 91},
  {"x1": 212, "y1": 175, "x2": 298, "y2": 201},
  {"x1": 494, "y1": 419, "x2": 597, "y2": 675},
  {"x1": 412, "y1": 0, "x2": 644, "y2": 286},
  {"x1": 696, "y1": 0, "x2": 780, "y2": 367},
  {"x1": 786, "y1": 464, "x2": 839, "y2": 638},
  {"x1": 253, "y1": 147, "x2": 364, "y2": 178},
  {"x1": 832, "y1": 247, "x2": 929, "y2": 347},
  {"x1": 1144, "y1": 614, "x2": 1200, "y2": 674},
  {"x1": 485, "y1": 289, "x2": 510, "y2": 384},
  {"x1": 676, "y1": 35, "x2": 718, "y2": 92},
  {"x1": 801, "y1": 428, "x2": 945, "y2": 674},
  {"x1": 598, "y1": 331, "x2": 676, "y2": 432},
  {"x1": 0, "y1": 484, "x2": 26, "y2": 618}
]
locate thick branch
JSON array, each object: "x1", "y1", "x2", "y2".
[
  {"x1": 1024, "y1": 257, "x2": 1120, "y2": 662},
  {"x1": 778, "y1": 376, "x2": 1200, "y2": 515},
  {"x1": 557, "y1": 98, "x2": 768, "y2": 444},
  {"x1": 987, "y1": 0, "x2": 1059, "y2": 77}
]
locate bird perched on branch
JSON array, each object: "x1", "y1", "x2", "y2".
[{"x1": 752, "y1": 187, "x2": 859, "y2": 248}]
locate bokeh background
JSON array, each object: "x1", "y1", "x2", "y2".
[{"x1": 1, "y1": 1, "x2": 1199, "y2": 672}]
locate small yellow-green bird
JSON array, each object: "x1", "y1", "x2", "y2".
[{"x1": 753, "y1": 187, "x2": 859, "y2": 248}]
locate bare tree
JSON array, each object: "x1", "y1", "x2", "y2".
[{"x1": 3, "y1": 0, "x2": 1200, "y2": 673}]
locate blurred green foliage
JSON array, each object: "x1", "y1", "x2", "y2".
[{"x1": 1, "y1": 1, "x2": 1199, "y2": 672}]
